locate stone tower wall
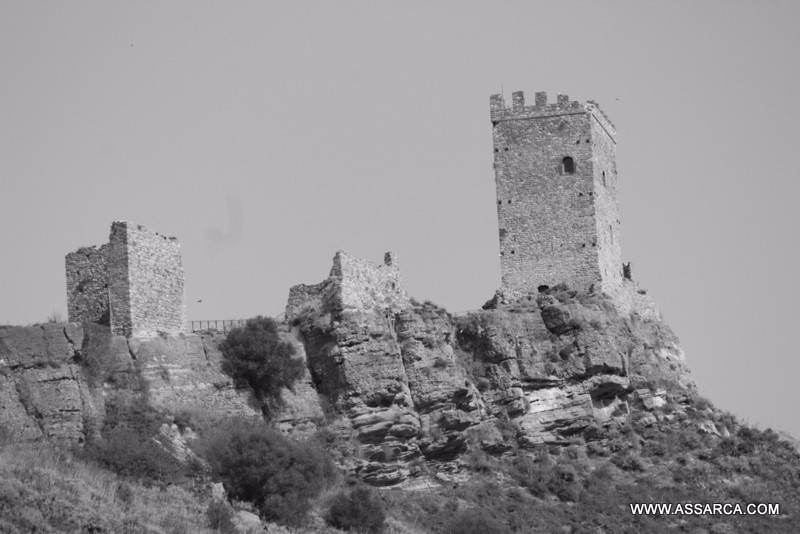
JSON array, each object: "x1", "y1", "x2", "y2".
[
  {"x1": 106, "y1": 222, "x2": 132, "y2": 336},
  {"x1": 588, "y1": 107, "x2": 624, "y2": 295},
  {"x1": 66, "y1": 221, "x2": 185, "y2": 337},
  {"x1": 285, "y1": 251, "x2": 409, "y2": 320},
  {"x1": 331, "y1": 251, "x2": 408, "y2": 313},
  {"x1": 115, "y1": 222, "x2": 185, "y2": 337},
  {"x1": 65, "y1": 244, "x2": 110, "y2": 324},
  {"x1": 490, "y1": 90, "x2": 622, "y2": 298}
]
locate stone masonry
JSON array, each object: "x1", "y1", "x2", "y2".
[
  {"x1": 490, "y1": 90, "x2": 623, "y2": 300},
  {"x1": 285, "y1": 251, "x2": 409, "y2": 320},
  {"x1": 65, "y1": 221, "x2": 185, "y2": 337}
]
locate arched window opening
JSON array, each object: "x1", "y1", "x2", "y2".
[
  {"x1": 602, "y1": 171, "x2": 607, "y2": 186},
  {"x1": 562, "y1": 156, "x2": 575, "y2": 174}
]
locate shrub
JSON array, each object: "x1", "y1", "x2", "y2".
[
  {"x1": 220, "y1": 316, "x2": 305, "y2": 411},
  {"x1": 509, "y1": 454, "x2": 550, "y2": 498},
  {"x1": 206, "y1": 500, "x2": 235, "y2": 532},
  {"x1": 82, "y1": 397, "x2": 185, "y2": 483},
  {"x1": 712, "y1": 436, "x2": 755, "y2": 458},
  {"x1": 201, "y1": 418, "x2": 334, "y2": 526},
  {"x1": 611, "y1": 451, "x2": 646, "y2": 472},
  {"x1": 549, "y1": 464, "x2": 580, "y2": 502},
  {"x1": 326, "y1": 485, "x2": 386, "y2": 533},
  {"x1": 692, "y1": 395, "x2": 714, "y2": 411},
  {"x1": 444, "y1": 508, "x2": 510, "y2": 534},
  {"x1": 465, "y1": 449, "x2": 494, "y2": 473}
]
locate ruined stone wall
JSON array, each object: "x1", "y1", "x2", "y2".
[
  {"x1": 286, "y1": 251, "x2": 409, "y2": 320},
  {"x1": 123, "y1": 223, "x2": 185, "y2": 337},
  {"x1": 65, "y1": 244, "x2": 110, "y2": 324},
  {"x1": 332, "y1": 251, "x2": 409, "y2": 313},
  {"x1": 285, "y1": 281, "x2": 330, "y2": 320},
  {"x1": 66, "y1": 221, "x2": 185, "y2": 337},
  {"x1": 106, "y1": 222, "x2": 132, "y2": 336},
  {"x1": 491, "y1": 91, "x2": 611, "y2": 298}
]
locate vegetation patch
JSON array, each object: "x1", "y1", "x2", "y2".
[
  {"x1": 199, "y1": 418, "x2": 335, "y2": 526},
  {"x1": 220, "y1": 315, "x2": 305, "y2": 414},
  {"x1": 326, "y1": 484, "x2": 386, "y2": 533},
  {"x1": 81, "y1": 395, "x2": 190, "y2": 484}
]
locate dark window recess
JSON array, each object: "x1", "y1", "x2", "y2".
[
  {"x1": 507, "y1": 199, "x2": 511, "y2": 204},
  {"x1": 585, "y1": 138, "x2": 590, "y2": 143},
  {"x1": 602, "y1": 171, "x2": 607, "y2": 186},
  {"x1": 511, "y1": 250, "x2": 515, "y2": 254},
  {"x1": 499, "y1": 228, "x2": 507, "y2": 239},
  {"x1": 581, "y1": 243, "x2": 586, "y2": 248},
  {"x1": 537, "y1": 285, "x2": 550, "y2": 293},
  {"x1": 562, "y1": 157, "x2": 575, "y2": 174},
  {"x1": 494, "y1": 148, "x2": 499, "y2": 153},
  {"x1": 497, "y1": 200, "x2": 502, "y2": 205},
  {"x1": 504, "y1": 147, "x2": 509, "y2": 151}
]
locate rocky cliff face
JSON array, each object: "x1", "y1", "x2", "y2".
[
  {"x1": 0, "y1": 324, "x2": 264, "y2": 446},
  {"x1": 281, "y1": 253, "x2": 695, "y2": 485},
  {"x1": 0, "y1": 253, "x2": 695, "y2": 490},
  {"x1": 455, "y1": 289, "x2": 693, "y2": 449},
  {"x1": 0, "y1": 324, "x2": 95, "y2": 443}
]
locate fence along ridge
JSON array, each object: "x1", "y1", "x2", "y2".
[{"x1": 188, "y1": 319, "x2": 247, "y2": 333}]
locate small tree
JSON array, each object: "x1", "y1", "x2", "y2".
[
  {"x1": 326, "y1": 485, "x2": 386, "y2": 533},
  {"x1": 201, "y1": 419, "x2": 334, "y2": 526},
  {"x1": 220, "y1": 316, "x2": 305, "y2": 411}
]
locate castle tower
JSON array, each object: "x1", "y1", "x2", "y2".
[
  {"x1": 490, "y1": 90, "x2": 622, "y2": 299},
  {"x1": 66, "y1": 221, "x2": 186, "y2": 337}
]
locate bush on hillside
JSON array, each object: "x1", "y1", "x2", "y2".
[
  {"x1": 82, "y1": 397, "x2": 186, "y2": 483},
  {"x1": 205, "y1": 499, "x2": 236, "y2": 532},
  {"x1": 443, "y1": 508, "x2": 510, "y2": 534},
  {"x1": 326, "y1": 485, "x2": 386, "y2": 533},
  {"x1": 201, "y1": 418, "x2": 334, "y2": 526},
  {"x1": 220, "y1": 316, "x2": 305, "y2": 411}
]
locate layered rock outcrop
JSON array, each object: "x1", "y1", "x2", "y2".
[
  {"x1": 284, "y1": 252, "x2": 693, "y2": 484},
  {"x1": 0, "y1": 324, "x2": 264, "y2": 445},
  {"x1": 1, "y1": 252, "x2": 694, "y2": 489},
  {"x1": 286, "y1": 252, "x2": 487, "y2": 484},
  {"x1": 0, "y1": 324, "x2": 97, "y2": 443}
]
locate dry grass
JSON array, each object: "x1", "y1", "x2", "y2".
[{"x1": 0, "y1": 441, "x2": 213, "y2": 534}]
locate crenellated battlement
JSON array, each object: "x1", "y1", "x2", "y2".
[{"x1": 490, "y1": 90, "x2": 616, "y2": 139}]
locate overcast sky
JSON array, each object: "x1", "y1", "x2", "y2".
[{"x1": 1, "y1": 1, "x2": 798, "y2": 437}]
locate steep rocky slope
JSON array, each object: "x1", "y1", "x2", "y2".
[
  {"x1": 279, "y1": 253, "x2": 696, "y2": 486},
  {"x1": 1, "y1": 253, "x2": 695, "y2": 489},
  {"x1": 1, "y1": 253, "x2": 799, "y2": 533},
  {"x1": 0, "y1": 323, "x2": 260, "y2": 446}
]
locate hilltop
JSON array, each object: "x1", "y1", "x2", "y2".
[{"x1": 1, "y1": 251, "x2": 799, "y2": 533}]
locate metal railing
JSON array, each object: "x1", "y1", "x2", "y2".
[{"x1": 188, "y1": 319, "x2": 247, "y2": 333}]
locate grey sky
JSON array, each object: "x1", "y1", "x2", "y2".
[{"x1": 1, "y1": 1, "x2": 798, "y2": 436}]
